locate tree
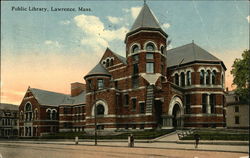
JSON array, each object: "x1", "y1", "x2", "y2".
[{"x1": 231, "y1": 49, "x2": 250, "y2": 103}]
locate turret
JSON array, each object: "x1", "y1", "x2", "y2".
[{"x1": 125, "y1": 4, "x2": 168, "y2": 85}]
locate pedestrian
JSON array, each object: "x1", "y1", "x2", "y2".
[
  {"x1": 194, "y1": 133, "x2": 200, "y2": 148},
  {"x1": 130, "y1": 134, "x2": 134, "y2": 147}
]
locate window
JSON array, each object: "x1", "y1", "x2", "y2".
[
  {"x1": 146, "y1": 43, "x2": 155, "y2": 51},
  {"x1": 132, "y1": 54, "x2": 139, "y2": 62},
  {"x1": 115, "y1": 81, "x2": 118, "y2": 89},
  {"x1": 106, "y1": 59, "x2": 110, "y2": 67},
  {"x1": 124, "y1": 94, "x2": 129, "y2": 106},
  {"x1": 235, "y1": 116, "x2": 240, "y2": 124},
  {"x1": 110, "y1": 59, "x2": 114, "y2": 66},
  {"x1": 25, "y1": 103, "x2": 31, "y2": 111},
  {"x1": 206, "y1": 70, "x2": 211, "y2": 85},
  {"x1": 212, "y1": 70, "x2": 216, "y2": 84},
  {"x1": 34, "y1": 110, "x2": 38, "y2": 120},
  {"x1": 161, "y1": 46, "x2": 165, "y2": 54},
  {"x1": 47, "y1": 110, "x2": 51, "y2": 120},
  {"x1": 132, "y1": 45, "x2": 139, "y2": 54},
  {"x1": 132, "y1": 98, "x2": 137, "y2": 111},
  {"x1": 235, "y1": 106, "x2": 239, "y2": 112},
  {"x1": 96, "y1": 104, "x2": 105, "y2": 115},
  {"x1": 202, "y1": 94, "x2": 207, "y2": 113},
  {"x1": 133, "y1": 64, "x2": 139, "y2": 75},
  {"x1": 52, "y1": 110, "x2": 57, "y2": 120},
  {"x1": 146, "y1": 62, "x2": 154, "y2": 73},
  {"x1": 132, "y1": 76, "x2": 139, "y2": 88},
  {"x1": 97, "y1": 79, "x2": 104, "y2": 89},
  {"x1": 185, "y1": 95, "x2": 191, "y2": 114},
  {"x1": 187, "y1": 71, "x2": 191, "y2": 86},
  {"x1": 88, "y1": 80, "x2": 92, "y2": 90},
  {"x1": 181, "y1": 72, "x2": 185, "y2": 87},
  {"x1": 97, "y1": 125, "x2": 104, "y2": 130},
  {"x1": 200, "y1": 70, "x2": 205, "y2": 85},
  {"x1": 146, "y1": 53, "x2": 154, "y2": 59},
  {"x1": 210, "y1": 94, "x2": 216, "y2": 113},
  {"x1": 139, "y1": 103, "x2": 145, "y2": 114},
  {"x1": 175, "y1": 74, "x2": 179, "y2": 86},
  {"x1": 221, "y1": 74, "x2": 224, "y2": 87}
]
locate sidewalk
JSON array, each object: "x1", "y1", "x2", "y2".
[{"x1": 1, "y1": 139, "x2": 248, "y2": 154}]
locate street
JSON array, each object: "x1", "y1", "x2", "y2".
[{"x1": 0, "y1": 142, "x2": 248, "y2": 158}]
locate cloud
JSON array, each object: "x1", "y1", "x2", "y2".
[
  {"x1": 107, "y1": 16, "x2": 123, "y2": 24},
  {"x1": 60, "y1": 20, "x2": 70, "y2": 25},
  {"x1": 131, "y1": 7, "x2": 141, "y2": 19},
  {"x1": 44, "y1": 40, "x2": 60, "y2": 48},
  {"x1": 122, "y1": 8, "x2": 130, "y2": 13},
  {"x1": 247, "y1": 16, "x2": 250, "y2": 23},
  {"x1": 162, "y1": 23, "x2": 171, "y2": 29},
  {"x1": 74, "y1": 14, "x2": 128, "y2": 51}
]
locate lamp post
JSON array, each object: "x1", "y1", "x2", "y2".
[
  {"x1": 90, "y1": 83, "x2": 98, "y2": 146},
  {"x1": 93, "y1": 88, "x2": 97, "y2": 146}
]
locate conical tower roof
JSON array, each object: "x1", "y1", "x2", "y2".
[
  {"x1": 125, "y1": 3, "x2": 167, "y2": 41},
  {"x1": 84, "y1": 63, "x2": 111, "y2": 79}
]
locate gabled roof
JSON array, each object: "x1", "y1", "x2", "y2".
[
  {"x1": 105, "y1": 48, "x2": 127, "y2": 64},
  {"x1": 29, "y1": 88, "x2": 85, "y2": 106},
  {"x1": 29, "y1": 88, "x2": 68, "y2": 106},
  {"x1": 125, "y1": 4, "x2": 167, "y2": 41},
  {"x1": 84, "y1": 63, "x2": 111, "y2": 79},
  {"x1": 0, "y1": 103, "x2": 19, "y2": 110},
  {"x1": 166, "y1": 42, "x2": 226, "y2": 70}
]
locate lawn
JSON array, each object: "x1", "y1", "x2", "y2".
[
  {"x1": 41, "y1": 129, "x2": 175, "y2": 140},
  {"x1": 180, "y1": 129, "x2": 249, "y2": 141}
]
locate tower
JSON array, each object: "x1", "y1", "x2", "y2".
[{"x1": 125, "y1": 3, "x2": 168, "y2": 86}]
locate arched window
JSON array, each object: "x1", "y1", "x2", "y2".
[
  {"x1": 47, "y1": 109, "x2": 51, "y2": 120},
  {"x1": 132, "y1": 45, "x2": 139, "y2": 54},
  {"x1": 180, "y1": 72, "x2": 185, "y2": 87},
  {"x1": 106, "y1": 59, "x2": 110, "y2": 67},
  {"x1": 52, "y1": 110, "x2": 57, "y2": 120},
  {"x1": 110, "y1": 59, "x2": 114, "y2": 66},
  {"x1": 25, "y1": 103, "x2": 31, "y2": 111},
  {"x1": 187, "y1": 71, "x2": 191, "y2": 86},
  {"x1": 25, "y1": 103, "x2": 32, "y2": 121},
  {"x1": 34, "y1": 109, "x2": 38, "y2": 120},
  {"x1": 160, "y1": 46, "x2": 165, "y2": 54},
  {"x1": 146, "y1": 43, "x2": 155, "y2": 51},
  {"x1": 200, "y1": 70, "x2": 205, "y2": 85},
  {"x1": 97, "y1": 104, "x2": 105, "y2": 115},
  {"x1": 212, "y1": 70, "x2": 216, "y2": 84},
  {"x1": 206, "y1": 70, "x2": 211, "y2": 85},
  {"x1": 175, "y1": 74, "x2": 179, "y2": 86}
]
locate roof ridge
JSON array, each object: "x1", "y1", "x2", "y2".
[{"x1": 30, "y1": 88, "x2": 69, "y2": 96}]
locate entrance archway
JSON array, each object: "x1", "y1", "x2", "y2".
[
  {"x1": 168, "y1": 96, "x2": 184, "y2": 128},
  {"x1": 172, "y1": 104, "x2": 181, "y2": 127}
]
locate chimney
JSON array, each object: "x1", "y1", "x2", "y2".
[{"x1": 71, "y1": 82, "x2": 86, "y2": 97}]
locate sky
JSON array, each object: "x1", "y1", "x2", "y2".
[{"x1": 1, "y1": 0, "x2": 249, "y2": 105}]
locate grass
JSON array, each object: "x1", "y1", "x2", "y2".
[
  {"x1": 180, "y1": 129, "x2": 249, "y2": 141},
  {"x1": 41, "y1": 129, "x2": 175, "y2": 140}
]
